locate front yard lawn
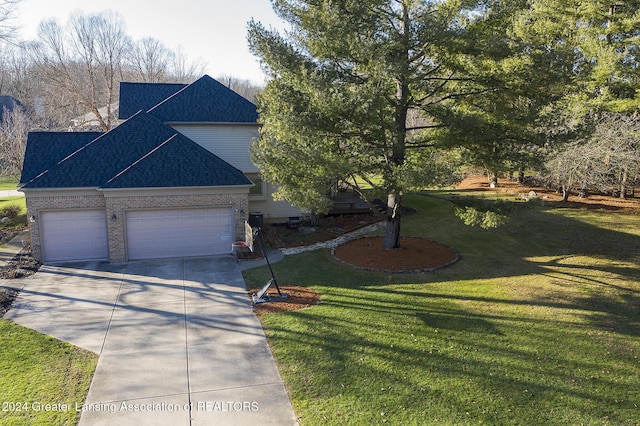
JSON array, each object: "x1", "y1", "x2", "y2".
[
  {"x1": 243, "y1": 192, "x2": 640, "y2": 425},
  {"x1": 0, "y1": 177, "x2": 19, "y2": 191},
  {"x1": 0, "y1": 197, "x2": 28, "y2": 247},
  {"x1": 0, "y1": 197, "x2": 25, "y2": 215},
  {"x1": 0, "y1": 318, "x2": 97, "y2": 425}
]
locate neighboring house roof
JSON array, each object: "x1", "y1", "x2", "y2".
[
  {"x1": 70, "y1": 103, "x2": 119, "y2": 129},
  {"x1": 0, "y1": 96, "x2": 23, "y2": 122},
  {"x1": 144, "y1": 75, "x2": 258, "y2": 123},
  {"x1": 118, "y1": 82, "x2": 186, "y2": 119},
  {"x1": 21, "y1": 112, "x2": 251, "y2": 190},
  {"x1": 20, "y1": 131, "x2": 103, "y2": 184}
]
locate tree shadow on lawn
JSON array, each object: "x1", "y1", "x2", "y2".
[
  {"x1": 254, "y1": 198, "x2": 640, "y2": 423},
  {"x1": 264, "y1": 292, "x2": 638, "y2": 424},
  {"x1": 265, "y1": 197, "x2": 640, "y2": 339}
]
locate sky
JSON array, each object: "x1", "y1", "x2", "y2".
[{"x1": 15, "y1": 0, "x2": 287, "y2": 84}]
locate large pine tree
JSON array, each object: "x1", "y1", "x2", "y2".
[{"x1": 249, "y1": 0, "x2": 491, "y2": 249}]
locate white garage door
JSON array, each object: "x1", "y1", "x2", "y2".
[
  {"x1": 41, "y1": 210, "x2": 109, "y2": 263},
  {"x1": 126, "y1": 208, "x2": 233, "y2": 260}
]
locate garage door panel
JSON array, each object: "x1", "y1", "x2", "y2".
[
  {"x1": 41, "y1": 210, "x2": 109, "y2": 262},
  {"x1": 126, "y1": 208, "x2": 233, "y2": 260}
]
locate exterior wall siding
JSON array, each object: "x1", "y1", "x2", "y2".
[
  {"x1": 172, "y1": 124, "x2": 303, "y2": 222},
  {"x1": 25, "y1": 190, "x2": 248, "y2": 263},
  {"x1": 249, "y1": 182, "x2": 304, "y2": 223},
  {"x1": 172, "y1": 124, "x2": 260, "y2": 173}
]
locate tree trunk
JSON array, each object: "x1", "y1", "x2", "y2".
[
  {"x1": 383, "y1": 193, "x2": 401, "y2": 250},
  {"x1": 620, "y1": 168, "x2": 628, "y2": 200},
  {"x1": 518, "y1": 167, "x2": 525, "y2": 184},
  {"x1": 561, "y1": 184, "x2": 570, "y2": 202},
  {"x1": 489, "y1": 173, "x2": 498, "y2": 188}
]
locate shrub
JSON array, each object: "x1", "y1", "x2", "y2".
[
  {"x1": 1, "y1": 205, "x2": 21, "y2": 219},
  {"x1": 450, "y1": 197, "x2": 517, "y2": 229},
  {"x1": 453, "y1": 205, "x2": 508, "y2": 229}
]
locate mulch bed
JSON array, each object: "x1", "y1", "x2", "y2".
[
  {"x1": 250, "y1": 286, "x2": 321, "y2": 316},
  {"x1": 457, "y1": 175, "x2": 640, "y2": 211},
  {"x1": 333, "y1": 236, "x2": 459, "y2": 273},
  {"x1": 1, "y1": 250, "x2": 41, "y2": 280},
  {"x1": 0, "y1": 286, "x2": 19, "y2": 317},
  {"x1": 263, "y1": 214, "x2": 383, "y2": 248},
  {"x1": 249, "y1": 236, "x2": 459, "y2": 316},
  {"x1": 0, "y1": 237, "x2": 41, "y2": 317}
]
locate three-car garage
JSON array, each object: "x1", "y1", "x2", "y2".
[{"x1": 38, "y1": 206, "x2": 236, "y2": 263}]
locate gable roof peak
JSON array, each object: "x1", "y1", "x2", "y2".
[
  {"x1": 145, "y1": 75, "x2": 258, "y2": 123},
  {"x1": 118, "y1": 82, "x2": 187, "y2": 120}
]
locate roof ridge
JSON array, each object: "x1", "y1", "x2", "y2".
[
  {"x1": 120, "y1": 81, "x2": 188, "y2": 87},
  {"x1": 146, "y1": 77, "x2": 200, "y2": 114},
  {"x1": 144, "y1": 75, "x2": 258, "y2": 123},
  {"x1": 25, "y1": 130, "x2": 108, "y2": 184},
  {"x1": 52, "y1": 111, "x2": 144, "y2": 168},
  {"x1": 105, "y1": 133, "x2": 178, "y2": 185}
]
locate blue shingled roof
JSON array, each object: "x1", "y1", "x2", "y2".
[
  {"x1": 0, "y1": 96, "x2": 22, "y2": 122},
  {"x1": 22, "y1": 112, "x2": 251, "y2": 190},
  {"x1": 147, "y1": 75, "x2": 258, "y2": 123},
  {"x1": 103, "y1": 132, "x2": 251, "y2": 188},
  {"x1": 118, "y1": 82, "x2": 186, "y2": 119},
  {"x1": 20, "y1": 131, "x2": 103, "y2": 184}
]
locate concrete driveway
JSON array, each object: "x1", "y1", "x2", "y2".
[{"x1": 5, "y1": 256, "x2": 298, "y2": 425}]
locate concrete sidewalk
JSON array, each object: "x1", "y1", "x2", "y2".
[
  {"x1": 0, "y1": 230, "x2": 29, "y2": 268},
  {"x1": 0, "y1": 189, "x2": 23, "y2": 198},
  {"x1": 5, "y1": 256, "x2": 298, "y2": 425}
]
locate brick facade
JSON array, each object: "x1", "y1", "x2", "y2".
[{"x1": 26, "y1": 190, "x2": 249, "y2": 263}]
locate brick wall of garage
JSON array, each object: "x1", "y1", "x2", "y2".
[
  {"x1": 105, "y1": 193, "x2": 249, "y2": 262},
  {"x1": 25, "y1": 194, "x2": 107, "y2": 263}
]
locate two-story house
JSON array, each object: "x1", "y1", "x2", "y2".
[{"x1": 19, "y1": 75, "x2": 301, "y2": 263}]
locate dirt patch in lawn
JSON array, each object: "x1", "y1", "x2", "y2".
[
  {"x1": 250, "y1": 286, "x2": 321, "y2": 316},
  {"x1": 333, "y1": 236, "x2": 459, "y2": 273},
  {"x1": 457, "y1": 175, "x2": 640, "y2": 212}
]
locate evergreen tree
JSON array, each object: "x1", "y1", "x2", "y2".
[{"x1": 249, "y1": 0, "x2": 488, "y2": 249}]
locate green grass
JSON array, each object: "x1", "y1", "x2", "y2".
[
  {"x1": 0, "y1": 197, "x2": 26, "y2": 215},
  {"x1": 0, "y1": 174, "x2": 26, "y2": 221},
  {"x1": 0, "y1": 176, "x2": 19, "y2": 191},
  {"x1": 0, "y1": 319, "x2": 98, "y2": 425},
  {"x1": 243, "y1": 193, "x2": 640, "y2": 425},
  {"x1": 0, "y1": 197, "x2": 27, "y2": 242}
]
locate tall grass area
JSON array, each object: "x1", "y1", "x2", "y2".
[{"x1": 243, "y1": 193, "x2": 640, "y2": 425}]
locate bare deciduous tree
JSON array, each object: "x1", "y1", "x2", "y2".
[
  {"x1": 30, "y1": 10, "x2": 132, "y2": 130},
  {"x1": 0, "y1": 0, "x2": 19, "y2": 43},
  {"x1": 0, "y1": 103, "x2": 46, "y2": 175},
  {"x1": 215, "y1": 74, "x2": 262, "y2": 103},
  {"x1": 546, "y1": 113, "x2": 640, "y2": 201},
  {"x1": 587, "y1": 114, "x2": 640, "y2": 199},
  {"x1": 170, "y1": 45, "x2": 205, "y2": 83},
  {"x1": 128, "y1": 37, "x2": 173, "y2": 83}
]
